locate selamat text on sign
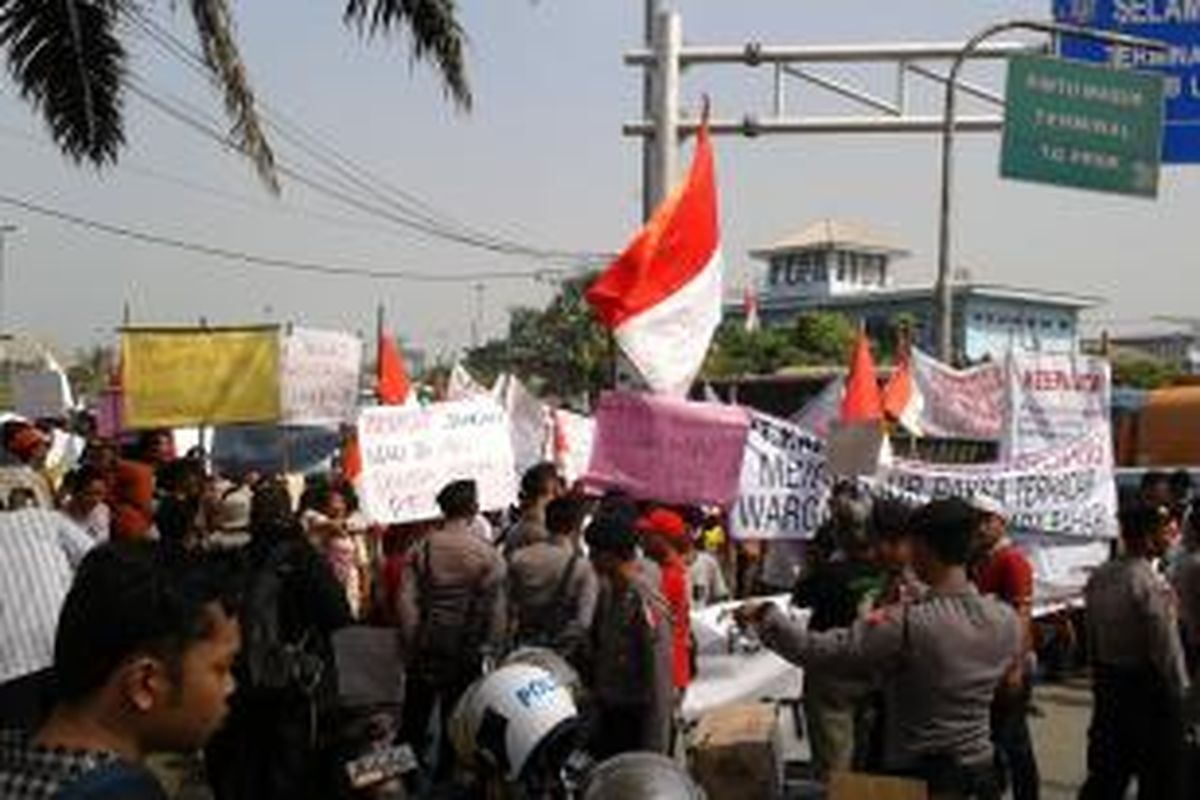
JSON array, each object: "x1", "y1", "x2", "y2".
[{"x1": 1001, "y1": 53, "x2": 1166, "y2": 197}]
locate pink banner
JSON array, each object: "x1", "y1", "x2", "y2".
[
  {"x1": 912, "y1": 349, "x2": 1005, "y2": 440},
  {"x1": 584, "y1": 391, "x2": 750, "y2": 506}
]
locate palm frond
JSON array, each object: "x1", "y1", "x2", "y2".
[
  {"x1": 0, "y1": 0, "x2": 126, "y2": 165},
  {"x1": 189, "y1": 0, "x2": 278, "y2": 193},
  {"x1": 343, "y1": 0, "x2": 471, "y2": 109}
]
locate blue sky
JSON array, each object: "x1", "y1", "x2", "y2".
[{"x1": 0, "y1": 1, "x2": 1193, "y2": 360}]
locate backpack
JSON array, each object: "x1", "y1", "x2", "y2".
[{"x1": 242, "y1": 542, "x2": 324, "y2": 695}]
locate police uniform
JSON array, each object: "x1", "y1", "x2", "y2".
[
  {"x1": 760, "y1": 576, "x2": 1019, "y2": 799},
  {"x1": 1079, "y1": 555, "x2": 1189, "y2": 800}
]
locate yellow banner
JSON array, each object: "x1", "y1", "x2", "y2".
[{"x1": 121, "y1": 328, "x2": 281, "y2": 429}]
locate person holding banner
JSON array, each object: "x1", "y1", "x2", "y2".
[
  {"x1": 969, "y1": 497, "x2": 1040, "y2": 800},
  {"x1": 736, "y1": 498, "x2": 1019, "y2": 799}
]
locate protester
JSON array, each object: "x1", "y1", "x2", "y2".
[
  {"x1": 586, "y1": 511, "x2": 673, "y2": 759},
  {"x1": 502, "y1": 461, "x2": 563, "y2": 556},
  {"x1": 0, "y1": 541, "x2": 240, "y2": 799},
  {"x1": 638, "y1": 508, "x2": 694, "y2": 698},
  {"x1": 969, "y1": 496, "x2": 1040, "y2": 800},
  {"x1": 687, "y1": 519, "x2": 730, "y2": 609},
  {"x1": 62, "y1": 467, "x2": 111, "y2": 542},
  {"x1": 303, "y1": 483, "x2": 371, "y2": 619},
  {"x1": 0, "y1": 508, "x2": 95, "y2": 731},
  {"x1": 508, "y1": 495, "x2": 598, "y2": 667},
  {"x1": 1172, "y1": 499, "x2": 1200, "y2": 670},
  {"x1": 872, "y1": 497, "x2": 923, "y2": 606},
  {"x1": 1079, "y1": 503, "x2": 1189, "y2": 800},
  {"x1": 112, "y1": 459, "x2": 156, "y2": 541},
  {"x1": 790, "y1": 494, "x2": 882, "y2": 778},
  {"x1": 205, "y1": 479, "x2": 352, "y2": 800},
  {"x1": 0, "y1": 422, "x2": 54, "y2": 509},
  {"x1": 399, "y1": 479, "x2": 506, "y2": 779},
  {"x1": 738, "y1": 498, "x2": 1020, "y2": 799}
]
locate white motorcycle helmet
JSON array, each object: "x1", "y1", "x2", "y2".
[
  {"x1": 502, "y1": 647, "x2": 586, "y2": 703},
  {"x1": 582, "y1": 753, "x2": 706, "y2": 799},
  {"x1": 449, "y1": 663, "x2": 580, "y2": 782}
]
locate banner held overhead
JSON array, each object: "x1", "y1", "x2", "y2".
[{"x1": 121, "y1": 327, "x2": 282, "y2": 429}]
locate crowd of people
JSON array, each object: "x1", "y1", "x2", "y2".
[{"x1": 0, "y1": 416, "x2": 1197, "y2": 799}]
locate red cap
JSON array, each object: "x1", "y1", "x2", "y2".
[{"x1": 637, "y1": 508, "x2": 688, "y2": 541}]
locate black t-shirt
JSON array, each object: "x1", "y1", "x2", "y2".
[{"x1": 792, "y1": 559, "x2": 883, "y2": 632}]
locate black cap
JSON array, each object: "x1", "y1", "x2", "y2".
[{"x1": 437, "y1": 479, "x2": 478, "y2": 519}]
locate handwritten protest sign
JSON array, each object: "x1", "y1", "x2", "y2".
[
  {"x1": 121, "y1": 328, "x2": 281, "y2": 429},
  {"x1": 1003, "y1": 352, "x2": 1112, "y2": 460},
  {"x1": 732, "y1": 413, "x2": 830, "y2": 540},
  {"x1": 911, "y1": 348, "x2": 1006, "y2": 440},
  {"x1": 585, "y1": 391, "x2": 750, "y2": 506},
  {"x1": 877, "y1": 432, "x2": 1117, "y2": 538},
  {"x1": 280, "y1": 328, "x2": 362, "y2": 426},
  {"x1": 357, "y1": 399, "x2": 518, "y2": 524}
]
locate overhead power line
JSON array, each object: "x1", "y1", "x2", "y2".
[
  {"x1": 121, "y1": 8, "x2": 611, "y2": 265},
  {"x1": 0, "y1": 190, "x2": 574, "y2": 283}
]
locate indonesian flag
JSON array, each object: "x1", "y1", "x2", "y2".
[
  {"x1": 882, "y1": 349, "x2": 925, "y2": 435},
  {"x1": 840, "y1": 329, "x2": 883, "y2": 424},
  {"x1": 586, "y1": 122, "x2": 722, "y2": 396},
  {"x1": 376, "y1": 331, "x2": 410, "y2": 406}
]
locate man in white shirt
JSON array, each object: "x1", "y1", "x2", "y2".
[{"x1": 0, "y1": 509, "x2": 94, "y2": 728}]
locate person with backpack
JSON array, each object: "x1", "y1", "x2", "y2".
[
  {"x1": 0, "y1": 541, "x2": 240, "y2": 799},
  {"x1": 398, "y1": 479, "x2": 507, "y2": 780},
  {"x1": 508, "y1": 495, "x2": 598, "y2": 668},
  {"x1": 205, "y1": 479, "x2": 353, "y2": 800}
]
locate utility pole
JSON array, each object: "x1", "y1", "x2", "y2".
[
  {"x1": 933, "y1": 20, "x2": 1166, "y2": 362},
  {"x1": 0, "y1": 224, "x2": 17, "y2": 335},
  {"x1": 471, "y1": 282, "x2": 485, "y2": 349},
  {"x1": 642, "y1": 0, "x2": 668, "y2": 222}
]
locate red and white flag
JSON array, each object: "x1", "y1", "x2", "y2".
[
  {"x1": 882, "y1": 349, "x2": 925, "y2": 435},
  {"x1": 586, "y1": 123, "x2": 723, "y2": 396}
]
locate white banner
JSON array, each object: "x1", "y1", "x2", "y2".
[
  {"x1": 553, "y1": 409, "x2": 595, "y2": 485},
  {"x1": 910, "y1": 348, "x2": 1006, "y2": 440},
  {"x1": 280, "y1": 328, "x2": 363, "y2": 425},
  {"x1": 357, "y1": 399, "x2": 518, "y2": 524},
  {"x1": 878, "y1": 433, "x2": 1118, "y2": 538},
  {"x1": 731, "y1": 413, "x2": 831, "y2": 541},
  {"x1": 1002, "y1": 352, "x2": 1112, "y2": 460},
  {"x1": 495, "y1": 374, "x2": 553, "y2": 475}
]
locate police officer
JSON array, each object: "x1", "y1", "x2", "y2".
[
  {"x1": 736, "y1": 498, "x2": 1019, "y2": 800},
  {"x1": 1079, "y1": 503, "x2": 1189, "y2": 800}
]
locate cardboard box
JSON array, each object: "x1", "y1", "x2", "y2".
[
  {"x1": 828, "y1": 771, "x2": 928, "y2": 800},
  {"x1": 689, "y1": 702, "x2": 782, "y2": 800}
]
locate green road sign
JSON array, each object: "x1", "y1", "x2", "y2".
[{"x1": 1001, "y1": 54, "x2": 1165, "y2": 199}]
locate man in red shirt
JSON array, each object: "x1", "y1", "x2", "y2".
[
  {"x1": 637, "y1": 508, "x2": 693, "y2": 693},
  {"x1": 971, "y1": 496, "x2": 1040, "y2": 800}
]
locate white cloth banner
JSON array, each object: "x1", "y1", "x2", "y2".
[
  {"x1": 357, "y1": 399, "x2": 518, "y2": 524},
  {"x1": 446, "y1": 362, "x2": 488, "y2": 401},
  {"x1": 878, "y1": 432, "x2": 1118, "y2": 538},
  {"x1": 1003, "y1": 352, "x2": 1111, "y2": 460},
  {"x1": 731, "y1": 413, "x2": 831, "y2": 541},
  {"x1": 910, "y1": 348, "x2": 1006, "y2": 440},
  {"x1": 553, "y1": 409, "x2": 595, "y2": 485},
  {"x1": 280, "y1": 328, "x2": 363, "y2": 425},
  {"x1": 495, "y1": 374, "x2": 553, "y2": 476}
]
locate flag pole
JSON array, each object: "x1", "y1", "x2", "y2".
[{"x1": 375, "y1": 303, "x2": 385, "y2": 404}]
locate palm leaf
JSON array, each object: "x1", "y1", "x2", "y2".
[
  {"x1": 0, "y1": 0, "x2": 126, "y2": 165},
  {"x1": 188, "y1": 0, "x2": 278, "y2": 192},
  {"x1": 343, "y1": 0, "x2": 471, "y2": 109}
]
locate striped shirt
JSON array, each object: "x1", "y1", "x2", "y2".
[{"x1": 0, "y1": 510, "x2": 94, "y2": 684}]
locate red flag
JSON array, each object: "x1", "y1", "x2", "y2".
[
  {"x1": 377, "y1": 333, "x2": 410, "y2": 405},
  {"x1": 841, "y1": 330, "x2": 883, "y2": 424},
  {"x1": 586, "y1": 122, "x2": 722, "y2": 396},
  {"x1": 342, "y1": 433, "x2": 362, "y2": 481}
]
